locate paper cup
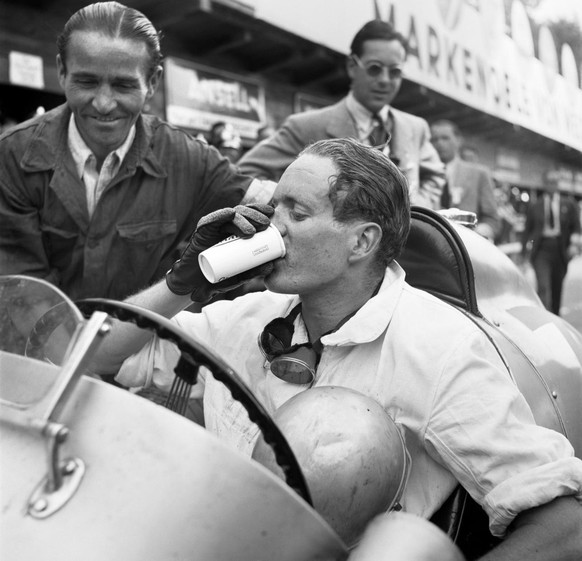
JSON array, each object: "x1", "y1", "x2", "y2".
[{"x1": 198, "y1": 224, "x2": 286, "y2": 283}]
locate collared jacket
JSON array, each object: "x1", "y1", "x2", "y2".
[
  {"x1": 238, "y1": 97, "x2": 445, "y2": 209},
  {"x1": 444, "y1": 157, "x2": 500, "y2": 238},
  {"x1": 117, "y1": 262, "x2": 582, "y2": 538},
  {"x1": 0, "y1": 104, "x2": 253, "y2": 300}
]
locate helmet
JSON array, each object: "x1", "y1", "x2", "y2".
[{"x1": 251, "y1": 386, "x2": 410, "y2": 547}]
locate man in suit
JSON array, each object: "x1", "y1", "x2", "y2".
[
  {"x1": 430, "y1": 119, "x2": 500, "y2": 241},
  {"x1": 238, "y1": 20, "x2": 445, "y2": 209},
  {"x1": 522, "y1": 170, "x2": 581, "y2": 315}
]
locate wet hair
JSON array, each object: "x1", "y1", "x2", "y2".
[
  {"x1": 300, "y1": 138, "x2": 411, "y2": 269},
  {"x1": 56, "y1": 1, "x2": 163, "y2": 79},
  {"x1": 350, "y1": 20, "x2": 408, "y2": 57}
]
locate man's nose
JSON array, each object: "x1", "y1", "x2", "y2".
[
  {"x1": 270, "y1": 211, "x2": 285, "y2": 236},
  {"x1": 92, "y1": 85, "x2": 116, "y2": 113}
]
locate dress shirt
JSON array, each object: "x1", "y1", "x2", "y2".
[
  {"x1": 444, "y1": 157, "x2": 462, "y2": 206},
  {"x1": 345, "y1": 92, "x2": 391, "y2": 148},
  {"x1": 116, "y1": 262, "x2": 582, "y2": 537},
  {"x1": 68, "y1": 115, "x2": 135, "y2": 218}
]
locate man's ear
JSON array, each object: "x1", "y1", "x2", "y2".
[
  {"x1": 349, "y1": 222, "x2": 382, "y2": 263},
  {"x1": 146, "y1": 65, "x2": 163, "y2": 99},
  {"x1": 346, "y1": 55, "x2": 357, "y2": 81},
  {"x1": 56, "y1": 54, "x2": 66, "y2": 90}
]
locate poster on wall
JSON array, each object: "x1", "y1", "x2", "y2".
[{"x1": 164, "y1": 57, "x2": 266, "y2": 140}]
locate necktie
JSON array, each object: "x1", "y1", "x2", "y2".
[
  {"x1": 547, "y1": 194, "x2": 555, "y2": 229},
  {"x1": 368, "y1": 114, "x2": 389, "y2": 148}
]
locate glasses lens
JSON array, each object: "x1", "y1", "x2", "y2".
[
  {"x1": 365, "y1": 63, "x2": 384, "y2": 77},
  {"x1": 389, "y1": 68, "x2": 403, "y2": 80},
  {"x1": 363, "y1": 62, "x2": 403, "y2": 80}
]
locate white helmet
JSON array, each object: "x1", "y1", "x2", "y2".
[{"x1": 252, "y1": 386, "x2": 410, "y2": 547}]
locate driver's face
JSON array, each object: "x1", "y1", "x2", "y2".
[{"x1": 265, "y1": 155, "x2": 356, "y2": 297}]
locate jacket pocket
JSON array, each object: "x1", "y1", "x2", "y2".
[
  {"x1": 114, "y1": 220, "x2": 178, "y2": 289},
  {"x1": 116, "y1": 220, "x2": 177, "y2": 245},
  {"x1": 40, "y1": 224, "x2": 79, "y2": 267}
]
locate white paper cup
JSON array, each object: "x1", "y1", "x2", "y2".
[{"x1": 198, "y1": 224, "x2": 286, "y2": 283}]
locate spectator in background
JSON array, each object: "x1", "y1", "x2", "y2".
[
  {"x1": 208, "y1": 120, "x2": 243, "y2": 163},
  {"x1": 521, "y1": 169, "x2": 581, "y2": 315},
  {"x1": 430, "y1": 119, "x2": 500, "y2": 241},
  {"x1": 0, "y1": 2, "x2": 272, "y2": 302},
  {"x1": 493, "y1": 184, "x2": 521, "y2": 245},
  {"x1": 238, "y1": 19, "x2": 445, "y2": 209},
  {"x1": 460, "y1": 143, "x2": 479, "y2": 163}
]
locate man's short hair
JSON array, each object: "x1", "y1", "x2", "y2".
[
  {"x1": 300, "y1": 138, "x2": 411, "y2": 269},
  {"x1": 57, "y1": 1, "x2": 163, "y2": 79},
  {"x1": 350, "y1": 20, "x2": 408, "y2": 57}
]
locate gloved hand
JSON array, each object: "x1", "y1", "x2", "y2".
[{"x1": 166, "y1": 203, "x2": 275, "y2": 302}]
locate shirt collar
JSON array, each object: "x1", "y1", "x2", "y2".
[
  {"x1": 289, "y1": 261, "x2": 406, "y2": 348},
  {"x1": 346, "y1": 92, "x2": 390, "y2": 132},
  {"x1": 67, "y1": 113, "x2": 136, "y2": 175}
]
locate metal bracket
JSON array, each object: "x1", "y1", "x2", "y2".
[{"x1": 27, "y1": 421, "x2": 85, "y2": 519}]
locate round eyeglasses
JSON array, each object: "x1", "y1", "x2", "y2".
[{"x1": 352, "y1": 54, "x2": 404, "y2": 81}]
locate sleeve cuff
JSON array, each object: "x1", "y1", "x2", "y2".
[{"x1": 483, "y1": 457, "x2": 582, "y2": 537}]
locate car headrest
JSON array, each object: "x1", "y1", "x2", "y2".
[{"x1": 398, "y1": 207, "x2": 480, "y2": 316}]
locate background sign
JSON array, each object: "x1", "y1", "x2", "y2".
[
  {"x1": 164, "y1": 57, "x2": 266, "y2": 139},
  {"x1": 9, "y1": 51, "x2": 44, "y2": 90}
]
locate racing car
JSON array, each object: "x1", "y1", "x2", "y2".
[{"x1": 1, "y1": 206, "x2": 580, "y2": 560}]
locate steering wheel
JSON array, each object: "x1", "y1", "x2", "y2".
[{"x1": 75, "y1": 298, "x2": 313, "y2": 506}]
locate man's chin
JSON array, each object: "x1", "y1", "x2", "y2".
[{"x1": 264, "y1": 273, "x2": 291, "y2": 295}]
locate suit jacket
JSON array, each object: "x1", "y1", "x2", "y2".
[
  {"x1": 522, "y1": 193, "x2": 581, "y2": 264},
  {"x1": 239, "y1": 97, "x2": 445, "y2": 208},
  {"x1": 445, "y1": 158, "x2": 500, "y2": 237}
]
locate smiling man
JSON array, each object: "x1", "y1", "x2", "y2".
[
  {"x1": 0, "y1": 2, "x2": 270, "y2": 302},
  {"x1": 238, "y1": 19, "x2": 445, "y2": 209},
  {"x1": 92, "y1": 138, "x2": 582, "y2": 559}
]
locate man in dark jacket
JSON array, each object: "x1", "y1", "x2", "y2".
[
  {"x1": 522, "y1": 170, "x2": 581, "y2": 315},
  {"x1": 0, "y1": 2, "x2": 271, "y2": 301}
]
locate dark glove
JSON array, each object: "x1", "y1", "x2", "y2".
[{"x1": 166, "y1": 203, "x2": 275, "y2": 302}]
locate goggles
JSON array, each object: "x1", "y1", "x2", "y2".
[
  {"x1": 352, "y1": 54, "x2": 404, "y2": 81},
  {"x1": 258, "y1": 290, "x2": 379, "y2": 386},
  {"x1": 258, "y1": 304, "x2": 318, "y2": 386}
]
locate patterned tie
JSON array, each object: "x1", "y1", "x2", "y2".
[{"x1": 368, "y1": 114, "x2": 389, "y2": 148}]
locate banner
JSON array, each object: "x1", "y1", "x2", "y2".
[{"x1": 164, "y1": 57, "x2": 266, "y2": 139}]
